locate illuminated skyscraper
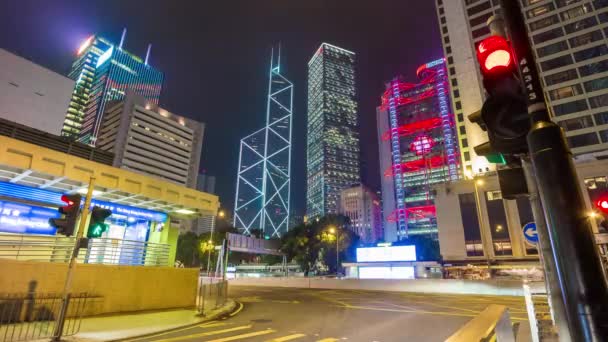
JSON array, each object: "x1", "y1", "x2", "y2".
[
  {"x1": 377, "y1": 59, "x2": 460, "y2": 240},
  {"x1": 234, "y1": 47, "x2": 293, "y2": 237},
  {"x1": 306, "y1": 43, "x2": 359, "y2": 220},
  {"x1": 62, "y1": 30, "x2": 163, "y2": 146}
]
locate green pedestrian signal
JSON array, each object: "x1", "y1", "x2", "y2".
[
  {"x1": 87, "y1": 206, "x2": 112, "y2": 238},
  {"x1": 484, "y1": 153, "x2": 506, "y2": 165}
]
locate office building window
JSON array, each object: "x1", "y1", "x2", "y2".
[
  {"x1": 584, "y1": 76, "x2": 608, "y2": 93},
  {"x1": 442, "y1": 26, "x2": 448, "y2": 34},
  {"x1": 561, "y1": 3, "x2": 593, "y2": 20},
  {"x1": 533, "y1": 28, "x2": 564, "y2": 44},
  {"x1": 460, "y1": 126, "x2": 467, "y2": 135},
  {"x1": 457, "y1": 113, "x2": 464, "y2": 122},
  {"x1": 549, "y1": 84, "x2": 583, "y2": 100},
  {"x1": 450, "y1": 67, "x2": 456, "y2": 75},
  {"x1": 452, "y1": 78, "x2": 458, "y2": 87},
  {"x1": 590, "y1": 93, "x2": 608, "y2": 108},
  {"x1": 574, "y1": 44, "x2": 608, "y2": 63},
  {"x1": 454, "y1": 89, "x2": 460, "y2": 98},
  {"x1": 468, "y1": 2, "x2": 492, "y2": 16},
  {"x1": 553, "y1": 99, "x2": 588, "y2": 116},
  {"x1": 525, "y1": 0, "x2": 544, "y2": 5},
  {"x1": 545, "y1": 69, "x2": 578, "y2": 85},
  {"x1": 599, "y1": 129, "x2": 608, "y2": 142},
  {"x1": 462, "y1": 138, "x2": 468, "y2": 148},
  {"x1": 440, "y1": 16, "x2": 446, "y2": 24},
  {"x1": 515, "y1": 197, "x2": 538, "y2": 255},
  {"x1": 537, "y1": 41, "x2": 568, "y2": 58},
  {"x1": 557, "y1": 115, "x2": 595, "y2": 131},
  {"x1": 446, "y1": 46, "x2": 452, "y2": 54},
  {"x1": 470, "y1": 12, "x2": 494, "y2": 27},
  {"x1": 456, "y1": 101, "x2": 462, "y2": 110},
  {"x1": 530, "y1": 15, "x2": 560, "y2": 31},
  {"x1": 568, "y1": 132, "x2": 599, "y2": 147},
  {"x1": 485, "y1": 191, "x2": 512, "y2": 256},
  {"x1": 594, "y1": 112, "x2": 608, "y2": 125},
  {"x1": 541, "y1": 54, "x2": 573, "y2": 72},
  {"x1": 472, "y1": 26, "x2": 491, "y2": 38},
  {"x1": 448, "y1": 56, "x2": 454, "y2": 64},
  {"x1": 444, "y1": 36, "x2": 450, "y2": 44},
  {"x1": 594, "y1": 0, "x2": 608, "y2": 10},
  {"x1": 459, "y1": 193, "x2": 484, "y2": 257},
  {"x1": 464, "y1": 151, "x2": 470, "y2": 161},
  {"x1": 569, "y1": 30, "x2": 603, "y2": 48},
  {"x1": 527, "y1": 3, "x2": 555, "y2": 18},
  {"x1": 579, "y1": 59, "x2": 608, "y2": 76}
]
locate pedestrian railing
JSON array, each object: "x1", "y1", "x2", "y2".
[
  {"x1": 445, "y1": 304, "x2": 517, "y2": 342},
  {"x1": 196, "y1": 278, "x2": 228, "y2": 315},
  {"x1": 0, "y1": 292, "x2": 96, "y2": 342},
  {"x1": 0, "y1": 234, "x2": 170, "y2": 266}
]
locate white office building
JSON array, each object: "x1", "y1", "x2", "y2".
[
  {"x1": 339, "y1": 185, "x2": 383, "y2": 244},
  {"x1": 96, "y1": 90, "x2": 204, "y2": 189},
  {"x1": 0, "y1": 49, "x2": 74, "y2": 135},
  {"x1": 435, "y1": 0, "x2": 608, "y2": 175}
]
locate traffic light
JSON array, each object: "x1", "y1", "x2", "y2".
[
  {"x1": 472, "y1": 35, "x2": 531, "y2": 156},
  {"x1": 87, "y1": 206, "x2": 112, "y2": 238},
  {"x1": 49, "y1": 194, "x2": 82, "y2": 236},
  {"x1": 596, "y1": 196, "x2": 608, "y2": 214}
]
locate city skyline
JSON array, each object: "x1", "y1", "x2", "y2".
[{"x1": 0, "y1": 0, "x2": 442, "y2": 216}]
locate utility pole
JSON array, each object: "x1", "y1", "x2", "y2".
[
  {"x1": 53, "y1": 176, "x2": 95, "y2": 341},
  {"x1": 499, "y1": 1, "x2": 608, "y2": 340}
]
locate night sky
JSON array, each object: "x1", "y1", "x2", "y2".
[{"x1": 0, "y1": 0, "x2": 442, "y2": 216}]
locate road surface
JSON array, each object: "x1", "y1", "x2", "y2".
[{"x1": 127, "y1": 285, "x2": 529, "y2": 342}]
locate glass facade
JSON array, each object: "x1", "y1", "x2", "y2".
[
  {"x1": 234, "y1": 48, "x2": 293, "y2": 237},
  {"x1": 306, "y1": 43, "x2": 359, "y2": 219},
  {"x1": 380, "y1": 59, "x2": 460, "y2": 238},
  {"x1": 63, "y1": 36, "x2": 163, "y2": 146}
]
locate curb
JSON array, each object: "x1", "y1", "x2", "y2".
[{"x1": 69, "y1": 300, "x2": 239, "y2": 342}]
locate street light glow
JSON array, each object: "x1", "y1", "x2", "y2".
[{"x1": 476, "y1": 179, "x2": 484, "y2": 186}]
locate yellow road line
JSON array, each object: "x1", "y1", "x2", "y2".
[
  {"x1": 316, "y1": 338, "x2": 340, "y2": 342},
  {"x1": 266, "y1": 333, "x2": 307, "y2": 341},
  {"x1": 120, "y1": 322, "x2": 228, "y2": 341},
  {"x1": 205, "y1": 329, "x2": 276, "y2": 342},
  {"x1": 230, "y1": 301, "x2": 244, "y2": 316},
  {"x1": 157, "y1": 325, "x2": 252, "y2": 342}
]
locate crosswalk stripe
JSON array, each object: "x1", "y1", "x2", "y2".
[
  {"x1": 157, "y1": 325, "x2": 252, "y2": 342},
  {"x1": 316, "y1": 339, "x2": 340, "y2": 342},
  {"x1": 205, "y1": 329, "x2": 276, "y2": 342},
  {"x1": 198, "y1": 323, "x2": 229, "y2": 328},
  {"x1": 266, "y1": 333, "x2": 307, "y2": 341}
]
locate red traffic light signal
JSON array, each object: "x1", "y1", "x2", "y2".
[
  {"x1": 596, "y1": 198, "x2": 608, "y2": 213},
  {"x1": 477, "y1": 36, "x2": 513, "y2": 75},
  {"x1": 49, "y1": 194, "x2": 82, "y2": 236}
]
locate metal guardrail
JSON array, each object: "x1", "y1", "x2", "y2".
[
  {"x1": 196, "y1": 278, "x2": 228, "y2": 315},
  {"x1": 0, "y1": 235, "x2": 170, "y2": 266},
  {"x1": 445, "y1": 304, "x2": 516, "y2": 342},
  {"x1": 0, "y1": 292, "x2": 95, "y2": 342}
]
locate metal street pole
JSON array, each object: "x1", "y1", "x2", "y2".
[
  {"x1": 499, "y1": 1, "x2": 608, "y2": 340},
  {"x1": 472, "y1": 178, "x2": 492, "y2": 267},
  {"x1": 52, "y1": 176, "x2": 95, "y2": 342},
  {"x1": 336, "y1": 231, "x2": 339, "y2": 276},
  {"x1": 522, "y1": 158, "x2": 570, "y2": 341}
]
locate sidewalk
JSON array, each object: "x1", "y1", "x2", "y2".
[{"x1": 63, "y1": 300, "x2": 236, "y2": 342}]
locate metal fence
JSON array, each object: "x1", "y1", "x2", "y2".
[
  {"x1": 0, "y1": 292, "x2": 94, "y2": 342},
  {"x1": 196, "y1": 278, "x2": 228, "y2": 315},
  {"x1": 0, "y1": 235, "x2": 170, "y2": 266}
]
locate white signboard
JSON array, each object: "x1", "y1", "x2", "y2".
[{"x1": 356, "y1": 245, "x2": 416, "y2": 262}]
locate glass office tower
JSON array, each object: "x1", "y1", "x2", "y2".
[
  {"x1": 306, "y1": 43, "x2": 360, "y2": 219},
  {"x1": 63, "y1": 35, "x2": 163, "y2": 146}
]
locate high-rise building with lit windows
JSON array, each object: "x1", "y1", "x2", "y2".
[
  {"x1": 435, "y1": 0, "x2": 608, "y2": 176},
  {"x1": 234, "y1": 47, "x2": 293, "y2": 238},
  {"x1": 376, "y1": 59, "x2": 460, "y2": 241},
  {"x1": 62, "y1": 32, "x2": 163, "y2": 146},
  {"x1": 306, "y1": 43, "x2": 360, "y2": 220}
]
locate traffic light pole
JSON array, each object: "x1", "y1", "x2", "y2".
[
  {"x1": 52, "y1": 176, "x2": 96, "y2": 341},
  {"x1": 500, "y1": 0, "x2": 608, "y2": 340}
]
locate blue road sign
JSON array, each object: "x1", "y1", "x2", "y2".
[{"x1": 522, "y1": 222, "x2": 538, "y2": 244}]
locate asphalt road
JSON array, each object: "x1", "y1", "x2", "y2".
[{"x1": 127, "y1": 285, "x2": 529, "y2": 342}]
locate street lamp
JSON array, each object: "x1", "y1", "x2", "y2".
[{"x1": 327, "y1": 226, "x2": 339, "y2": 275}]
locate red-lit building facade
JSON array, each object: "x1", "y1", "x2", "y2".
[{"x1": 376, "y1": 58, "x2": 460, "y2": 241}]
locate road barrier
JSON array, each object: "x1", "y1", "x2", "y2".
[
  {"x1": 0, "y1": 292, "x2": 95, "y2": 342},
  {"x1": 196, "y1": 278, "x2": 228, "y2": 315},
  {"x1": 228, "y1": 277, "x2": 525, "y2": 296},
  {"x1": 444, "y1": 304, "x2": 516, "y2": 342}
]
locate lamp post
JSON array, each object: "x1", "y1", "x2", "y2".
[{"x1": 328, "y1": 226, "x2": 339, "y2": 275}]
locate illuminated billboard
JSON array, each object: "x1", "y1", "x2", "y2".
[
  {"x1": 356, "y1": 245, "x2": 416, "y2": 262},
  {"x1": 0, "y1": 200, "x2": 59, "y2": 235}
]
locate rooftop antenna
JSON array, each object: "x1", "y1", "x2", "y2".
[
  {"x1": 145, "y1": 44, "x2": 152, "y2": 65},
  {"x1": 119, "y1": 28, "x2": 127, "y2": 49}
]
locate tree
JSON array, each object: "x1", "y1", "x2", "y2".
[
  {"x1": 176, "y1": 231, "x2": 201, "y2": 267},
  {"x1": 280, "y1": 214, "x2": 360, "y2": 276}
]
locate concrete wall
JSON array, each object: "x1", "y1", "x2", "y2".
[
  {"x1": 0, "y1": 259, "x2": 198, "y2": 316},
  {"x1": 229, "y1": 277, "x2": 525, "y2": 296},
  {"x1": 0, "y1": 49, "x2": 74, "y2": 135}
]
